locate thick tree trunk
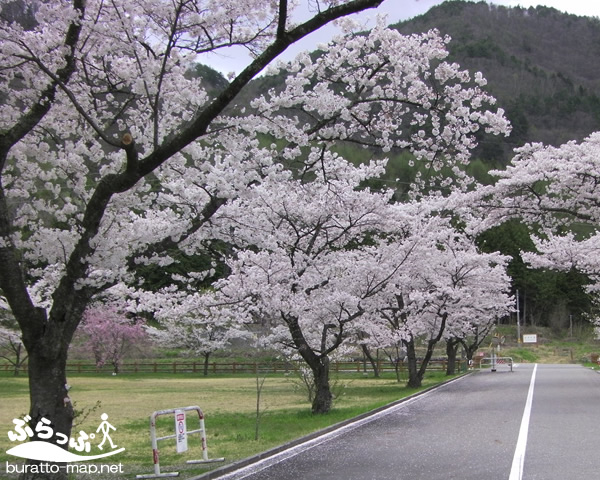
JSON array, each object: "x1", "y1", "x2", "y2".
[
  {"x1": 20, "y1": 340, "x2": 74, "y2": 480},
  {"x1": 203, "y1": 352, "x2": 210, "y2": 377},
  {"x1": 310, "y1": 357, "x2": 333, "y2": 414},
  {"x1": 284, "y1": 314, "x2": 334, "y2": 414},
  {"x1": 405, "y1": 339, "x2": 421, "y2": 388},
  {"x1": 446, "y1": 338, "x2": 460, "y2": 375},
  {"x1": 405, "y1": 313, "x2": 448, "y2": 388}
]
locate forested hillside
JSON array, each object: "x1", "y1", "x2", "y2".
[{"x1": 393, "y1": 0, "x2": 600, "y2": 164}]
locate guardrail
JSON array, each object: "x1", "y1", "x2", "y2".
[{"x1": 1, "y1": 359, "x2": 465, "y2": 375}]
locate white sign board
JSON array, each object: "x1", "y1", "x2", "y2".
[
  {"x1": 522, "y1": 334, "x2": 538, "y2": 344},
  {"x1": 175, "y1": 410, "x2": 188, "y2": 453}
]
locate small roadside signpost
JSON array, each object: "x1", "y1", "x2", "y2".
[
  {"x1": 175, "y1": 410, "x2": 187, "y2": 454},
  {"x1": 136, "y1": 406, "x2": 224, "y2": 479}
]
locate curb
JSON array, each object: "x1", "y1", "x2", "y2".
[{"x1": 186, "y1": 372, "x2": 473, "y2": 480}]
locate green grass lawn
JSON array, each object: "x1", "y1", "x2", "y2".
[{"x1": 0, "y1": 371, "x2": 453, "y2": 479}]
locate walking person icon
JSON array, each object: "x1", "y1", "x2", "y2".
[{"x1": 96, "y1": 413, "x2": 117, "y2": 450}]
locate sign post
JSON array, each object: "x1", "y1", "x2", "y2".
[{"x1": 175, "y1": 410, "x2": 188, "y2": 453}]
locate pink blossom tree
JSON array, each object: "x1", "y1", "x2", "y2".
[
  {"x1": 78, "y1": 306, "x2": 148, "y2": 374},
  {"x1": 213, "y1": 176, "x2": 423, "y2": 413}
]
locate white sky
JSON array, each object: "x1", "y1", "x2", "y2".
[{"x1": 202, "y1": 0, "x2": 600, "y2": 76}]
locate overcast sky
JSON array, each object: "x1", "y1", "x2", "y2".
[{"x1": 202, "y1": 0, "x2": 600, "y2": 76}]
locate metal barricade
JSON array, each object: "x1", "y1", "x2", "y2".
[{"x1": 136, "y1": 406, "x2": 224, "y2": 479}]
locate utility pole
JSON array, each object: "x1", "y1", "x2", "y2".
[{"x1": 516, "y1": 290, "x2": 521, "y2": 343}]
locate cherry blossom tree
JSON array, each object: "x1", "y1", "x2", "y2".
[
  {"x1": 0, "y1": 1, "x2": 396, "y2": 470},
  {"x1": 148, "y1": 291, "x2": 251, "y2": 376},
  {"x1": 212, "y1": 174, "x2": 425, "y2": 413},
  {"x1": 77, "y1": 305, "x2": 147, "y2": 374}
]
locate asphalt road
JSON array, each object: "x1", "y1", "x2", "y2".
[{"x1": 205, "y1": 364, "x2": 600, "y2": 480}]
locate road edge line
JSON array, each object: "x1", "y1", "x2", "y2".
[{"x1": 508, "y1": 363, "x2": 538, "y2": 480}]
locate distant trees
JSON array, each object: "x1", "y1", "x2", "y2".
[{"x1": 364, "y1": 229, "x2": 512, "y2": 388}]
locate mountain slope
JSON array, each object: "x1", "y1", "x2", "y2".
[{"x1": 392, "y1": 0, "x2": 600, "y2": 159}]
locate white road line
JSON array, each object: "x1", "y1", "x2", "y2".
[{"x1": 509, "y1": 363, "x2": 538, "y2": 480}]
